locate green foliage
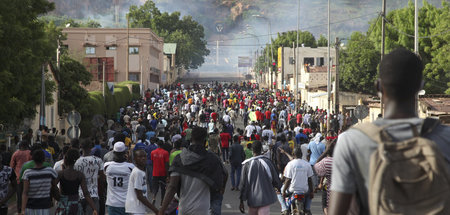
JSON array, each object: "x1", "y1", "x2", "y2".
[
  {"x1": 367, "y1": 0, "x2": 450, "y2": 94},
  {"x1": 129, "y1": 0, "x2": 210, "y2": 69},
  {"x1": 0, "y1": 0, "x2": 56, "y2": 126},
  {"x1": 40, "y1": 16, "x2": 102, "y2": 28},
  {"x1": 317, "y1": 35, "x2": 328, "y2": 47},
  {"x1": 79, "y1": 82, "x2": 136, "y2": 137},
  {"x1": 339, "y1": 32, "x2": 380, "y2": 94},
  {"x1": 58, "y1": 55, "x2": 92, "y2": 114}
]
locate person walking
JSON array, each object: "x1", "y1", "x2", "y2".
[
  {"x1": 229, "y1": 135, "x2": 245, "y2": 191},
  {"x1": 10, "y1": 141, "x2": 30, "y2": 214},
  {"x1": 239, "y1": 140, "x2": 282, "y2": 215},
  {"x1": 104, "y1": 142, "x2": 135, "y2": 215},
  {"x1": 125, "y1": 149, "x2": 159, "y2": 215},
  {"x1": 55, "y1": 149, "x2": 98, "y2": 215},
  {"x1": 20, "y1": 149, "x2": 59, "y2": 215}
]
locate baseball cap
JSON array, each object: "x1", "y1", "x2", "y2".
[{"x1": 113, "y1": 142, "x2": 127, "y2": 152}]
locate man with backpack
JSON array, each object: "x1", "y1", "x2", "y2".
[{"x1": 329, "y1": 48, "x2": 450, "y2": 215}]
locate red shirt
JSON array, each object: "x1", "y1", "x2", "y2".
[
  {"x1": 239, "y1": 101, "x2": 245, "y2": 109},
  {"x1": 202, "y1": 97, "x2": 207, "y2": 104},
  {"x1": 255, "y1": 111, "x2": 263, "y2": 121},
  {"x1": 265, "y1": 111, "x2": 271, "y2": 120},
  {"x1": 220, "y1": 132, "x2": 231, "y2": 148},
  {"x1": 151, "y1": 148, "x2": 169, "y2": 176},
  {"x1": 254, "y1": 134, "x2": 261, "y2": 141},
  {"x1": 211, "y1": 112, "x2": 218, "y2": 122},
  {"x1": 297, "y1": 114, "x2": 302, "y2": 124}
]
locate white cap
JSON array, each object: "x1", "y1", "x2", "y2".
[{"x1": 113, "y1": 142, "x2": 127, "y2": 152}]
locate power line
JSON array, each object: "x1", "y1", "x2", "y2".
[
  {"x1": 206, "y1": 11, "x2": 380, "y2": 44},
  {"x1": 383, "y1": 16, "x2": 450, "y2": 39}
]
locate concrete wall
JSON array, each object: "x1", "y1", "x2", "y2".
[{"x1": 62, "y1": 28, "x2": 164, "y2": 91}]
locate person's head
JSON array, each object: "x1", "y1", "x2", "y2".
[
  {"x1": 378, "y1": 48, "x2": 423, "y2": 102},
  {"x1": 293, "y1": 146, "x2": 302, "y2": 159},
  {"x1": 252, "y1": 140, "x2": 262, "y2": 155},
  {"x1": 191, "y1": 126, "x2": 207, "y2": 145},
  {"x1": 64, "y1": 148, "x2": 80, "y2": 167},
  {"x1": 133, "y1": 149, "x2": 147, "y2": 167},
  {"x1": 70, "y1": 138, "x2": 80, "y2": 149},
  {"x1": 80, "y1": 138, "x2": 93, "y2": 151},
  {"x1": 19, "y1": 141, "x2": 29, "y2": 150},
  {"x1": 174, "y1": 140, "x2": 182, "y2": 149},
  {"x1": 233, "y1": 135, "x2": 239, "y2": 144},
  {"x1": 32, "y1": 149, "x2": 45, "y2": 164},
  {"x1": 113, "y1": 141, "x2": 127, "y2": 162}
]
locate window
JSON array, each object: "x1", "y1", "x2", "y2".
[
  {"x1": 304, "y1": 57, "x2": 314, "y2": 66},
  {"x1": 129, "y1": 47, "x2": 139, "y2": 54},
  {"x1": 316, "y1": 57, "x2": 324, "y2": 66},
  {"x1": 85, "y1": 47, "x2": 95, "y2": 55},
  {"x1": 106, "y1": 46, "x2": 117, "y2": 50},
  {"x1": 128, "y1": 73, "x2": 140, "y2": 82}
]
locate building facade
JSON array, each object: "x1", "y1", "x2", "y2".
[{"x1": 62, "y1": 28, "x2": 164, "y2": 91}]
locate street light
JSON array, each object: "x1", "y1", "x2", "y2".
[{"x1": 253, "y1": 14, "x2": 274, "y2": 89}]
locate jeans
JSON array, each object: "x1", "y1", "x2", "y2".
[
  {"x1": 221, "y1": 147, "x2": 229, "y2": 162},
  {"x1": 230, "y1": 164, "x2": 242, "y2": 188},
  {"x1": 146, "y1": 164, "x2": 153, "y2": 193},
  {"x1": 80, "y1": 197, "x2": 99, "y2": 214},
  {"x1": 279, "y1": 191, "x2": 312, "y2": 212},
  {"x1": 210, "y1": 191, "x2": 223, "y2": 215},
  {"x1": 17, "y1": 182, "x2": 23, "y2": 213},
  {"x1": 107, "y1": 206, "x2": 127, "y2": 215}
]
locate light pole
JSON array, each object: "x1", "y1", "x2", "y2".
[
  {"x1": 253, "y1": 14, "x2": 273, "y2": 89},
  {"x1": 295, "y1": 0, "x2": 300, "y2": 113}
]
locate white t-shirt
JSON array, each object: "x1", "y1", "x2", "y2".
[
  {"x1": 245, "y1": 125, "x2": 256, "y2": 137},
  {"x1": 284, "y1": 159, "x2": 313, "y2": 193},
  {"x1": 105, "y1": 161, "x2": 135, "y2": 207},
  {"x1": 261, "y1": 129, "x2": 274, "y2": 144},
  {"x1": 75, "y1": 155, "x2": 104, "y2": 198},
  {"x1": 125, "y1": 167, "x2": 148, "y2": 214},
  {"x1": 223, "y1": 114, "x2": 231, "y2": 123}
]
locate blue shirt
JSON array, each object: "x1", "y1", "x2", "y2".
[
  {"x1": 146, "y1": 131, "x2": 156, "y2": 140},
  {"x1": 308, "y1": 141, "x2": 326, "y2": 165},
  {"x1": 295, "y1": 133, "x2": 308, "y2": 144},
  {"x1": 145, "y1": 143, "x2": 158, "y2": 165}
]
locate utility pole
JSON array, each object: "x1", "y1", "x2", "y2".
[
  {"x1": 380, "y1": 0, "x2": 386, "y2": 117},
  {"x1": 295, "y1": 0, "x2": 300, "y2": 113},
  {"x1": 414, "y1": 0, "x2": 419, "y2": 114},
  {"x1": 102, "y1": 61, "x2": 106, "y2": 97},
  {"x1": 216, "y1": 40, "x2": 219, "y2": 65},
  {"x1": 40, "y1": 64, "x2": 46, "y2": 127},
  {"x1": 126, "y1": 14, "x2": 130, "y2": 81},
  {"x1": 334, "y1": 37, "x2": 340, "y2": 114},
  {"x1": 269, "y1": 23, "x2": 274, "y2": 90},
  {"x1": 326, "y1": 0, "x2": 331, "y2": 130},
  {"x1": 56, "y1": 36, "x2": 61, "y2": 70}
]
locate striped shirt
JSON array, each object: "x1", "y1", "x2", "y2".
[
  {"x1": 22, "y1": 167, "x2": 57, "y2": 209},
  {"x1": 314, "y1": 157, "x2": 333, "y2": 208}
]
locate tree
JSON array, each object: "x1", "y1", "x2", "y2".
[
  {"x1": 129, "y1": 0, "x2": 209, "y2": 69},
  {"x1": 0, "y1": 0, "x2": 56, "y2": 127},
  {"x1": 317, "y1": 34, "x2": 328, "y2": 47},
  {"x1": 58, "y1": 55, "x2": 92, "y2": 114},
  {"x1": 367, "y1": 0, "x2": 450, "y2": 94},
  {"x1": 339, "y1": 32, "x2": 380, "y2": 94}
]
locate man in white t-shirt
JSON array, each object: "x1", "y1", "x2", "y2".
[
  {"x1": 75, "y1": 139, "x2": 105, "y2": 215},
  {"x1": 104, "y1": 142, "x2": 135, "y2": 215},
  {"x1": 281, "y1": 147, "x2": 314, "y2": 214},
  {"x1": 245, "y1": 123, "x2": 256, "y2": 138},
  {"x1": 126, "y1": 150, "x2": 158, "y2": 215}
]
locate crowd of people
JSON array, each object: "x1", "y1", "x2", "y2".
[{"x1": 0, "y1": 48, "x2": 448, "y2": 215}]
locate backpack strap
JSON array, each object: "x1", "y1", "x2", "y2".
[
  {"x1": 352, "y1": 123, "x2": 385, "y2": 143},
  {"x1": 420, "y1": 117, "x2": 440, "y2": 136}
]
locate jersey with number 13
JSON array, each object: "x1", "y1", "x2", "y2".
[{"x1": 104, "y1": 161, "x2": 135, "y2": 207}]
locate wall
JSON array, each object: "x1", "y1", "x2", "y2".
[{"x1": 62, "y1": 28, "x2": 164, "y2": 91}]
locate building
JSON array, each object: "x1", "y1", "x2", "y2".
[
  {"x1": 62, "y1": 28, "x2": 164, "y2": 91},
  {"x1": 162, "y1": 43, "x2": 179, "y2": 85},
  {"x1": 278, "y1": 47, "x2": 336, "y2": 91}
]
